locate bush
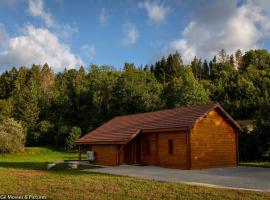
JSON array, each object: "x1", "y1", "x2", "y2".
[
  {"x1": 65, "y1": 126, "x2": 81, "y2": 152},
  {"x1": 0, "y1": 118, "x2": 25, "y2": 153}
]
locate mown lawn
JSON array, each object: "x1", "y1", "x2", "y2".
[
  {"x1": 240, "y1": 162, "x2": 270, "y2": 168},
  {"x1": 0, "y1": 147, "x2": 80, "y2": 170},
  {"x1": 0, "y1": 147, "x2": 269, "y2": 200}
]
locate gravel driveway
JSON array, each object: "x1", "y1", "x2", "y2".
[{"x1": 84, "y1": 165, "x2": 270, "y2": 192}]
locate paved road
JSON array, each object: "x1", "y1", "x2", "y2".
[{"x1": 84, "y1": 165, "x2": 270, "y2": 192}]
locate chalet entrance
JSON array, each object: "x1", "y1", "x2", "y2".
[
  {"x1": 141, "y1": 133, "x2": 157, "y2": 165},
  {"x1": 123, "y1": 132, "x2": 158, "y2": 166},
  {"x1": 123, "y1": 136, "x2": 141, "y2": 164}
]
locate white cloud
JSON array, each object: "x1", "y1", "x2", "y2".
[
  {"x1": 122, "y1": 23, "x2": 139, "y2": 46},
  {"x1": 0, "y1": 25, "x2": 83, "y2": 70},
  {"x1": 28, "y1": 0, "x2": 54, "y2": 27},
  {"x1": 56, "y1": 23, "x2": 79, "y2": 39},
  {"x1": 167, "y1": 0, "x2": 270, "y2": 64},
  {"x1": 81, "y1": 45, "x2": 96, "y2": 60},
  {"x1": 99, "y1": 8, "x2": 108, "y2": 26},
  {"x1": 28, "y1": 0, "x2": 79, "y2": 39},
  {"x1": 138, "y1": 1, "x2": 170, "y2": 23}
]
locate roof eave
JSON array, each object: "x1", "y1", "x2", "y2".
[{"x1": 75, "y1": 141, "x2": 126, "y2": 145}]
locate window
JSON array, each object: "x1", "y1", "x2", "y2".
[
  {"x1": 145, "y1": 140, "x2": 150, "y2": 155},
  {"x1": 168, "y1": 139, "x2": 173, "y2": 154}
]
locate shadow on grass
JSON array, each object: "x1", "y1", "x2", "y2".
[
  {"x1": 0, "y1": 162, "x2": 49, "y2": 170},
  {"x1": 0, "y1": 161, "x2": 102, "y2": 176}
]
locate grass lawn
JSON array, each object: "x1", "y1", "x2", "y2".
[
  {"x1": 0, "y1": 146, "x2": 80, "y2": 170},
  {"x1": 240, "y1": 162, "x2": 270, "y2": 168},
  {"x1": 0, "y1": 147, "x2": 269, "y2": 200}
]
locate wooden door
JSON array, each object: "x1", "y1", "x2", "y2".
[
  {"x1": 123, "y1": 141, "x2": 133, "y2": 164},
  {"x1": 141, "y1": 133, "x2": 157, "y2": 165}
]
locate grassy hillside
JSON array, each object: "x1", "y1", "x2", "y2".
[{"x1": 0, "y1": 147, "x2": 269, "y2": 200}]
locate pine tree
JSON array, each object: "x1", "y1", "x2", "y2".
[
  {"x1": 235, "y1": 49, "x2": 243, "y2": 69},
  {"x1": 13, "y1": 79, "x2": 40, "y2": 145},
  {"x1": 202, "y1": 59, "x2": 209, "y2": 79}
]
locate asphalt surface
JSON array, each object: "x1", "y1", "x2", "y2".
[{"x1": 84, "y1": 165, "x2": 270, "y2": 192}]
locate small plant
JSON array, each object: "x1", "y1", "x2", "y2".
[{"x1": 65, "y1": 126, "x2": 81, "y2": 152}]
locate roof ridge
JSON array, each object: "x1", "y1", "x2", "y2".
[{"x1": 113, "y1": 103, "x2": 218, "y2": 119}]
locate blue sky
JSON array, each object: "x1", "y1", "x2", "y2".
[{"x1": 0, "y1": 0, "x2": 270, "y2": 71}]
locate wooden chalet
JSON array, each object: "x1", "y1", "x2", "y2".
[{"x1": 75, "y1": 103, "x2": 242, "y2": 169}]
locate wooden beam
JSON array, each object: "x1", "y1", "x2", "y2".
[
  {"x1": 117, "y1": 145, "x2": 125, "y2": 165},
  {"x1": 140, "y1": 136, "x2": 144, "y2": 164},
  {"x1": 75, "y1": 141, "x2": 126, "y2": 145},
  {"x1": 186, "y1": 130, "x2": 191, "y2": 169},
  {"x1": 155, "y1": 133, "x2": 159, "y2": 165},
  {"x1": 142, "y1": 127, "x2": 189, "y2": 133},
  {"x1": 236, "y1": 131, "x2": 239, "y2": 165},
  {"x1": 78, "y1": 145, "x2": 81, "y2": 161}
]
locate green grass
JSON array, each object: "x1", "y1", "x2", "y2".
[
  {"x1": 0, "y1": 147, "x2": 269, "y2": 200},
  {"x1": 0, "y1": 146, "x2": 80, "y2": 170},
  {"x1": 240, "y1": 162, "x2": 270, "y2": 168}
]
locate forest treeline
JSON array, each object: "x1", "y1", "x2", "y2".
[{"x1": 0, "y1": 49, "x2": 269, "y2": 160}]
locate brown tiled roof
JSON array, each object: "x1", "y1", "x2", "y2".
[{"x1": 76, "y1": 103, "x2": 242, "y2": 144}]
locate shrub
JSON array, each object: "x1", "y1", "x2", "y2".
[
  {"x1": 65, "y1": 126, "x2": 81, "y2": 152},
  {"x1": 0, "y1": 118, "x2": 25, "y2": 153}
]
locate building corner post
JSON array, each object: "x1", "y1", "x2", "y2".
[{"x1": 78, "y1": 145, "x2": 82, "y2": 161}]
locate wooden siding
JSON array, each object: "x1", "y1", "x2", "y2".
[
  {"x1": 91, "y1": 144, "x2": 118, "y2": 165},
  {"x1": 190, "y1": 110, "x2": 237, "y2": 169},
  {"x1": 123, "y1": 137, "x2": 141, "y2": 164},
  {"x1": 140, "y1": 131, "x2": 187, "y2": 169},
  {"x1": 141, "y1": 133, "x2": 157, "y2": 165},
  {"x1": 158, "y1": 131, "x2": 187, "y2": 169}
]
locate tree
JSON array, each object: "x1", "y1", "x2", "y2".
[
  {"x1": 111, "y1": 65, "x2": 163, "y2": 116},
  {"x1": 0, "y1": 118, "x2": 25, "y2": 153},
  {"x1": 235, "y1": 49, "x2": 243, "y2": 69},
  {"x1": 229, "y1": 54, "x2": 235, "y2": 68},
  {"x1": 242, "y1": 49, "x2": 270, "y2": 71},
  {"x1": 209, "y1": 56, "x2": 218, "y2": 80},
  {"x1": 164, "y1": 67, "x2": 210, "y2": 108},
  {"x1": 202, "y1": 59, "x2": 209, "y2": 79},
  {"x1": 153, "y1": 52, "x2": 183, "y2": 83},
  {"x1": 12, "y1": 79, "x2": 40, "y2": 145},
  {"x1": 38, "y1": 120, "x2": 54, "y2": 144},
  {"x1": 191, "y1": 57, "x2": 202, "y2": 80},
  {"x1": 0, "y1": 99, "x2": 12, "y2": 120},
  {"x1": 254, "y1": 103, "x2": 270, "y2": 159},
  {"x1": 86, "y1": 65, "x2": 120, "y2": 129},
  {"x1": 218, "y1": 49, "x2": 229, "y2": 63},
  {"x1": 65, "y1": 126, "x2": 81, "y2": 152},
  {"x1": 153, "y1": 57, "x2": 167, "y2": 84},
  {"x1": 0, "y1": 67, "x2": 17, "y2": 99}
]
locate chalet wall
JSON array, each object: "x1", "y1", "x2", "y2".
[
  {"x1": 140, "y1": 131, "x2": 187, "y2": 169},
  {"x1": 91, "y1": 144, "x2": 118, "y2": 166},
  {"x1": 141, "y1": 133, "x2": 157, "y2": 165},
  {"x1": 190, "y1": 110, "x2": 237, "y2": 169},
  {"x1": 158, "y1": 131, "x2": 187, "y2": 169}
]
